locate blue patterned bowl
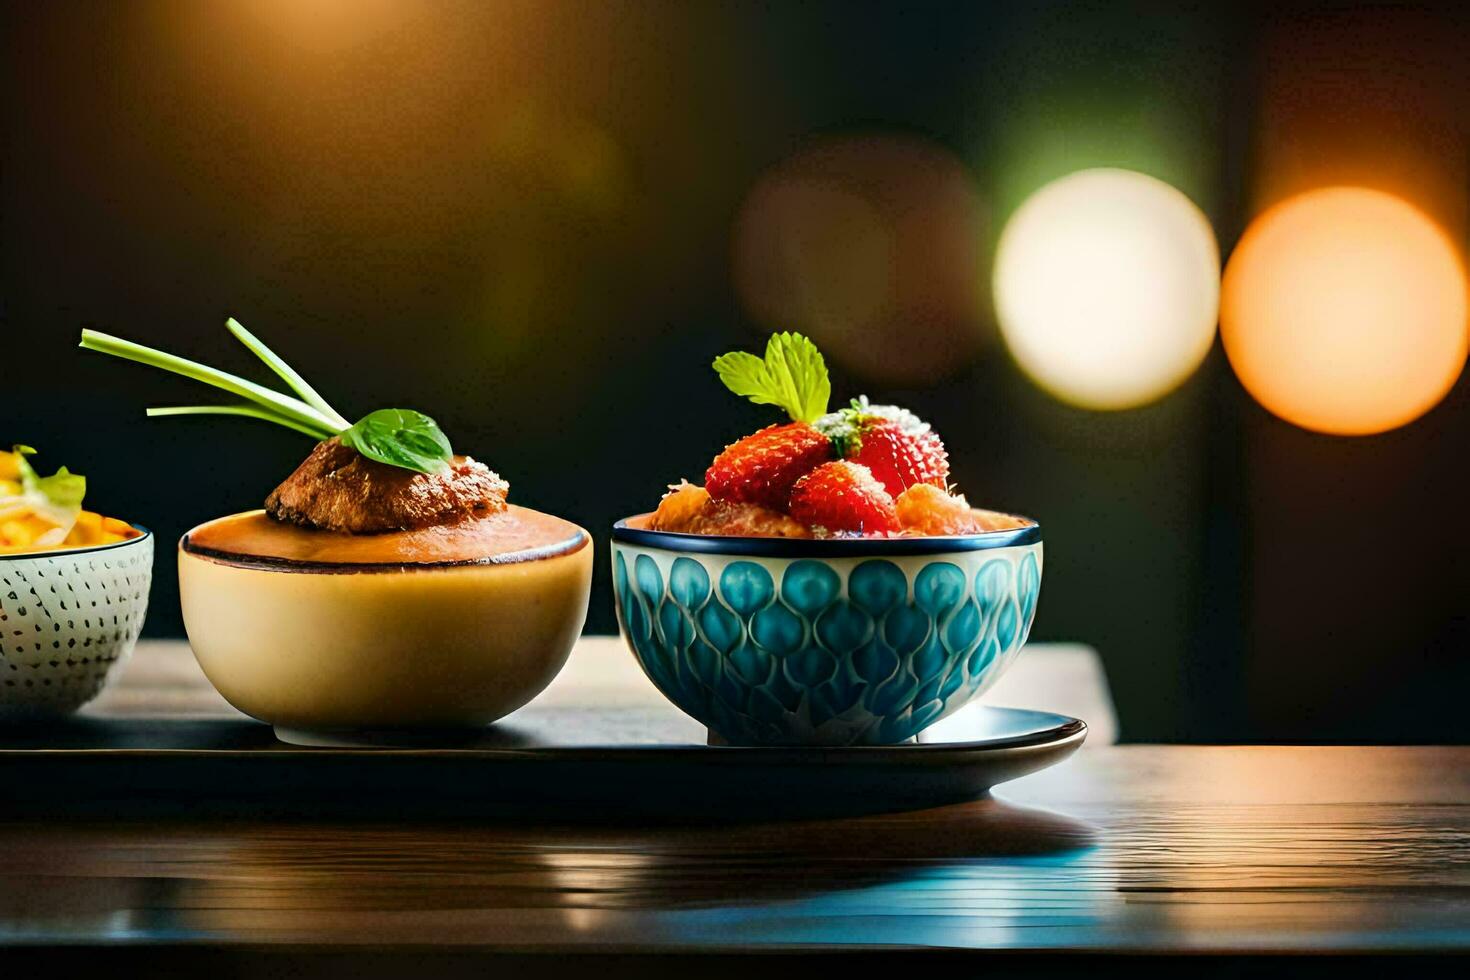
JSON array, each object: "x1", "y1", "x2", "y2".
[{"x1": 611, "y1": 516, "x2": 1042, "y2": 746}]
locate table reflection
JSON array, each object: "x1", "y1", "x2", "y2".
[{"x1": 0, "y1": 800, "x2": 1097, "y2": 946}]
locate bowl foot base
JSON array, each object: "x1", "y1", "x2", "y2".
[
  {"x1": 704, "y1": 726, "x2": 920, "y2": 747},
  {"x1": 273, "y1": 725, "x2": 489, "y2": 748}
]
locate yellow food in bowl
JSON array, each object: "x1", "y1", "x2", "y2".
[
  {"x1": 0, "y1": 448, "x2": 141, "y2": 553},
  {"x1": 0, "y1": 509, "x2": 141, "y2": 553}
]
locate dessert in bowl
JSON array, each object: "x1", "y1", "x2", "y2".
[
  {"x1": 613, "y1": 334, "x2": 1041, "y2": 746},
  {"x1": 1, "y1": 446, "x2": 152, "y2": 717},
  {"x1": 82, "y1": 320, "x2": 591, "y2": 743}
]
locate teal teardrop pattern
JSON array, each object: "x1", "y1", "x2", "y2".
[{"x1": 613, "y1": 545, "x2": 1042, "y2": 746}]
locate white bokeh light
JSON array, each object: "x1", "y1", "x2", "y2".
[{"x1": 993, "y1": 169, "x2": 1220, "y2": 410}]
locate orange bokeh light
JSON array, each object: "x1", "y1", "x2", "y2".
[{"x1": 1221, "y1": 188, "x2": 1468, "y2": 435}]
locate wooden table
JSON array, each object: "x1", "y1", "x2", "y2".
[
  {"x1": 1, "y1": 644, "x2": 1464, "y2": 974},
  {"x1": 85, "y1": 637, "x2": 1122, "y2": 743}
]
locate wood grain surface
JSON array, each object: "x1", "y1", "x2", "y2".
[
  {"x1": 1, "y1": 746, "x2": 1465, "y2": 959},
  {"x1": 1, "y1": 643, "x2": 1464, "y2": 971}
]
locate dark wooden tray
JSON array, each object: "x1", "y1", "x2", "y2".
[{"x1": 0, "y1": 704, "x2": 1085, "y2": 821}]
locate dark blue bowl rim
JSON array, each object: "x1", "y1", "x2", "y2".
[
  {"x1": 612, "y1": 514, "x2": 1040, "y2": 556},
  {"x1": 0, "y1": 523, "x2": 152, "y2": 561}
]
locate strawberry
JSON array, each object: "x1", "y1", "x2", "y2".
[
  {"x1": 816, "y1": 398, "x2": 949, "y2": 498},
  {"x1": 702, "y1": 335, "x2": 955, "y2": 534},
  {"x1": 704, "y1": 422, "x2": 833, "y2": 511},
  {"x1": 789, "y1": 460, "x2": 899, "y2": 534}
]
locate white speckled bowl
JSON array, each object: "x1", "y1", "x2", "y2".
[{"x1": 0, "y1": 528, "x2": 153, "y2": 718}]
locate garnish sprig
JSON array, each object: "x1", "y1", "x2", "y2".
[
  {"x1": 10, "y1": 444, "x2": 86, "y2": 511},
  {"x1": 79, "y1": 328, "x2": 341, "y2": 438},
  {"x1": 79, "y1": 320, "x2": 454, "y2": 475},
  {"x1": 711, "y1": 331, "x2": 831, "y2": 423},
  {"x1": 225, "y1": 317, "x2": 351, "y2": 430}
]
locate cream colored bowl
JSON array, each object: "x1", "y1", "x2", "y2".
[{"x1": 179, "y1": 509, "x2": 592, "y2": 744}]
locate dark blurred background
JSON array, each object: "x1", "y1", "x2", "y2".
[{"x1": 4, "y1": 0, "x2": 1467, "y2": 743}]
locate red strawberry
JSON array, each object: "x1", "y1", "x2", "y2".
[
  {"x1": 789, "y1": 460, "x2": 899, "y2": 534},
  {"x1": 816, "y1": 398, "x2": 949, "y2": 497},
  {"x1": 705, "y1": 422, "x2": 833, "y2": 511}
]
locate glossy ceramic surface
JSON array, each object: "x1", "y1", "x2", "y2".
[
  {"x1": 179, "y1": 512, "x2": 593, "y2": 742},
  {"x1": 612, "y1": 519, "x2": 1043, "y2": 745},
  {"x1": 0, "y1": 529, "x2": 153, "y2": 717}
]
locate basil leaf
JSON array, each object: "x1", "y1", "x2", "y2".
[{"x1": 340, "y1": 409, "x2": 454, "y2": 475}]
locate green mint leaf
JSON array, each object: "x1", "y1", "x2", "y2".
[
  {"x1": 340, "y1": 409, "x2": 454, "y2": 475},
  {"x1": 711, "y1": 331, "x2": 831, "y2": 423},
  {"x1": 13, "y1": 446, "x2": 86, "y2": 510},
  {"x1": 710, "y1": 351, "x2": 770, "y2": 404}
]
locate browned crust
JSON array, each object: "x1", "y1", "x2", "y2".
[{"x1": 264, "y1": 437, "x2": 509, "y2": 534}]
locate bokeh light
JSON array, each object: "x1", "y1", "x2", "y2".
[
  {"x1": 733, "y1": 134, "x2": 990, "y2": 385},
  {"x1": 992, "y1": 169, "x2": 1220, "y2": 410},
  {"x1": 1248, "y1": 5, "x2": 1466, "y2": 251},
  {"x1": 979, "y1": 2, "x2": 1226, "y2": 233},
  {"x1": 1221, "y1": 188, "x2": 1468, "y2": 436}
]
